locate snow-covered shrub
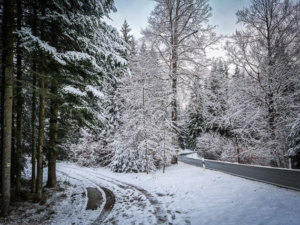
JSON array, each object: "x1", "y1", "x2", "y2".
[
  {"x1": 287, "y1": 117, "x2": 300, "y2": 157},
  {"x1": 196, "y1": 133, "x2": 232, "y2": 160},
  {"x1": 71, "y1": 129, "x2": 112, "y2": 167},
  {"x1": 287, "y1": 116, "x2": 300, "y2": 168},
  {"x1": 196, "y1": 132, "x2": 271, "y2": 164},
  {"x1": 108, "y1": 139, "x2": 153, "y2": 173}
]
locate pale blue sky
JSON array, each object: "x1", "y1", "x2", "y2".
[
  {"x1": 105, "y1": 0, "x2": 251, "y2": 38},
  {"x1": 209, "y1": 0, "x2": 250, "y2": 35}
]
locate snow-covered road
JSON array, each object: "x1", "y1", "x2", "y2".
[{"x1": 54, "y1": 161, "x2": 300, "y2": 225}]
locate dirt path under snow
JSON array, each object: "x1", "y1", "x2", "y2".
[
  {"x1": 91, "y1": 187, "x2": 115, "y2": 224},
  {"x1": 58, "y1": 166, "x2": 169, "y2": 224},
  {"x1": 86, "y1": 188, "x2": 104, "y2": 210}
]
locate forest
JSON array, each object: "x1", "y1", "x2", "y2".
[{"x1": 1, "y1": 0, "x2": 300, "y2": 217}]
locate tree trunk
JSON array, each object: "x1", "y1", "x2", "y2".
[
  {"x1": 171, "y1": 76, "x2": 178, "y2": 164},
  {"x1": 0, "y1": 38, "x2": 3, "y2": 198},
  {"x1": 0, "y1": 35, "x2": 4, "y2": 196},
  {"x1": 170, "y1": 37, "x2": 178, "y2": 164},
  {"x1": 266, "y1": 25, "x2": 278, "y2": 166},
  {"x1": 171, "y1": 2, "x2": 179, "y2": 164},
  {"x1": 11, "y1": 90, "x2": 16, "y2": 189},
  {"x1": 47, "y1": 16, "x2": 59, "y2": 188},
  {"x1": 16, "y1": 0, "x2": 23, "y2": 193},
  {"x1": 36, "y1": 73, "x2": 45, "y2": 201},
  {"x1": 234, "y1": 134, "x2": 241, "y2": 164},
  {"x1": 36, "y1": 0, "x2": 46, "y2": 201},
  {"x1": 31, "y1": 73, "x2": 37, "y2": 193},
  {"x1": 268, "y1": 93, "x2": 275, "y2": 138},
  {"x1": 268, "y1": 92, "x2": 279, "y2": 166},
  {"x1": 1, "y1": 0, "x2": 14, "y2": 217},
  {"x1": 142, "y1": 85, "x2": 149, "y2": 174},
  {"x1": 0, "y1": 3, "x2": 5, "y2": 193},
  {"x1": 163, "y1": 107, "x2": 167, "y2": 174},
  {"x1": 47, "y1": 85, "x2": 58, "y2": 188},
  {"x1": 31, "y1": 0, "x2": 37, "y2": 194}
]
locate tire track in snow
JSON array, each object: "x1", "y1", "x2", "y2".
[
  {"x1": 57, "y1": 169, "x2": 115, "y2": 224},
  {"x1": 92, "y1": 187, "x2": 115, "y2": 225},
  {"x1": 58, "y1": 165, "x2": 169, "y2": 225},
  {"x1": 93, "y1": 176, "x2": 169, "y2": 225}
]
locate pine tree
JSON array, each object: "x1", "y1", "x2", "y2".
[
  {"x1": 120, "y1": 19, "x2": 133, "y2": 45},
  {"x1": 183, "y1": 76, "x2": 206, "y2": 150},
  {"x1": 0, "y1": 0, "x2": 128, "y2": 214}
]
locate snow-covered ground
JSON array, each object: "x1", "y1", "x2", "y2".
[
  {"x1": 178, "y1": 149, "x2": 195, "y2": 155},
  {"x1": 2, "y1": 159, "x2": 300, "y2": 225}
]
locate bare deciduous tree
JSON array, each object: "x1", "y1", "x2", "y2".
[
  {"x1": 225, "y1": 0, "x2": 300, "y2": 166},
  {"x1": 142, "y1": 0, "x2": 218, "y2": 163}
]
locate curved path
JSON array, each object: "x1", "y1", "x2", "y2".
[
  {"x1": 57, "y1": 165, "x2": 169, "y2": 224},
  {"x1": 57, "y1": 169, "x2": 114, "y2": 223},
  {"x1": 99, "y1": 176, "x2": 168, "y2": 224}
]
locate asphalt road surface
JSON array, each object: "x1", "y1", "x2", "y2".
[{"x1": 179, "y1": 153, "x2": 300, "y2": 191}]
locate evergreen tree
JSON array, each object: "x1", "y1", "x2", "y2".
[
  {"x1": 182, "y1": 76, "x2": 205, "y2": 150},
  {"x1": 204, "y1": 59, "x2": 230, "y2": 135},
  {"x1": 120, "y1": 19, "x2": 133, "y2": 45},
  {"x1": 107, "y1": 44, "x2": 174, "y2": 173},
  {"x1": 1, "y1": 0, "x2": 128, "y2": 213}
]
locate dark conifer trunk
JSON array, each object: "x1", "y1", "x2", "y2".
[
  {"x1": 1, "y1": 0, "x2": 14, "y2": 217},
  {"x1": 11, "y1": 94, "x2": 16, "y2": 189},
  {"x1": 31, "y1": 73, "x2": 37, "y2": 193},
  {"x1": 47, "y1": 84, "x2": 58, "y2": 188},
  {"x1": 16, "y1": 0, "x2": 23, "y2": 193},
  {"x1": 36, "y1": 73, "x2": 45, "y2": 201},
  {"x1": 0, "y1": 9, "x2": 4, "y2": 196},
  {"x1": 36, "y1": 0, "x2": 46, "y2": 201},
  {"x1": 31, "y1": 0, "x2": 37, "y2": 194},
  {"x1": 47, "y1": 14, "x2": 60, "y2": 188}
]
